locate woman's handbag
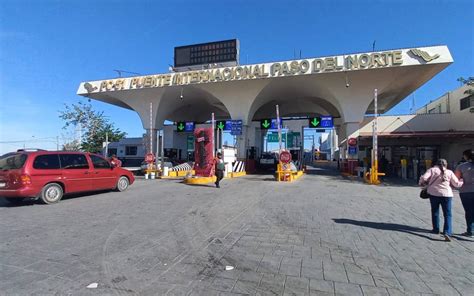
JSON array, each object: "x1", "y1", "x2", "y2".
[
  {"x1": 419, "y1": 188, "x2": 429, "y2": 199},
  {"x1": 419, "y1": 172, "x2": 440, "y2": 199}
]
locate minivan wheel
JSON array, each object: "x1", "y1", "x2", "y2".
[
  {"x1": 40, "y1": 183, "x2": 63, "y2": 204},
  {"x1": 116, "y1": 176, "x2": 129, "y2": 192}
]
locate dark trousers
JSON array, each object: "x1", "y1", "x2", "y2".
[
  {"x1": 429, "y1": 195, "x2": 452, "y2": 236},
  {"x1": 460, "y1": 192, "x2": 474, "y2": 234},
  {"x1": 215, "y1": 171, "x2": 224, "y2": 187}
]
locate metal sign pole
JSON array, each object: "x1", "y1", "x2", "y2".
[
  {"x1": 276, "y1": 105, "x2": 281, "y2": 154},
  {"x1": 211, "y1": 113, "x2": 215, "y2": 157},
  {"x1": 149, "y1": 102, "x2": 153, "y2": 154},
  {"x1": 161, "y1": 129, "x2": 164, "y2": 172}
]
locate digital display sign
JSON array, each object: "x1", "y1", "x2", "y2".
[{"x1": 174, "y1": 39, "x2": 239, "y2": 68}]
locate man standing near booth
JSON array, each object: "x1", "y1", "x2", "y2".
[{"x1": 215, "y1": 152, "x2": 225, "y2": 188}]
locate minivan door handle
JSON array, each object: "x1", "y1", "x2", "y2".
[{"x1": 84, "y1": 171, "x2": 90, "y2": 174}]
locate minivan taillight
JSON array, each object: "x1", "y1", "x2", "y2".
[{"x1": 20, "y1": 174, "x2": 31, "y2": 185}]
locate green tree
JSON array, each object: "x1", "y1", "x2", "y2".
[
  {"x1": 59, "y1": 102, "x2": 126, "y2": 153},
  {"x1": 457, "y1": 77, "x2": 474, "y2": 95}
]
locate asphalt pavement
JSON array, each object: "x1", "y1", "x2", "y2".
[{"x1": 0, "y1": 168, "x2": 473, "y2": 295}]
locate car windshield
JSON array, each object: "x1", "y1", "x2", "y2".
[{"x1": 0, "y1": 153, "x2": 28, "y2": 170}]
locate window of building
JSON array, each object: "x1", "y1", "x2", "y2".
[
  {"x1": 428, "y1": 108, "x2": 437, "y2": 114},
  {"x1": 33, "y1": 154, "x2": 60, "y2": 170},
  {"x1": 59, "y1": 154, "x2": 89, "y2": 169},
  {"x1": 460, "y1": 95, "x2": 474, "y2": 111},
  {"x1": 125, "y1": 146, "x2": 137, "y2": 156},
  {"x1": 107, "y1": 148, "x2": 117, "y2": 157},
  {"x1": 90, "y1": 155, "x2": 111, "y2": 169}
]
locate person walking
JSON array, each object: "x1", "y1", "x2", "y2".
[
  {"x1": 214, "y1": 152, "x2": 225, "y2": 188},
  {"x1": 455, "y1": 149, "x2": 474, "y2": 237},
  {"x1": 110, "y1": 154, "x2": 122, "y2": 167},
  {"x1": 419, "y1": 159, "x2": 463, "y2": 241}
]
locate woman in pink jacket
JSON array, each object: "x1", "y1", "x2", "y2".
[{"x1": 419, "y1": 159, "x2": 463, "y2": 241}]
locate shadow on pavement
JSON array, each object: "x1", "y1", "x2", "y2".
[
  {"x1": 0, "y1": 190, "x2": 113, "y2": 207},
  {"x1": 333, "y1": 218, "x2": 445, "y2": 241}
]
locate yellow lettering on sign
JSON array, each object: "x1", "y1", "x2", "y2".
[
  {"x1": 290, "y1": 61, "x2": 300, "y2": 74},
  {"x1": 223, "y1": 68, "x2": 233, "y2": 80},
  {"x1": 261, "y1": 64, "x2": 269, "y2": 77},
  {"x1": 312, "y1": 59, "x2": 325, "y2": 72},
  {"x1": 346, "y1": 55, "x2": 359, "y2": 70},
  {"x1": 393, "y1": 51, "x2": 403, "y2": 65},
  {"x1": 100, "y1": 81, "x2": 108, "y2": 91},
  {"x1": 371, "y1": 53, "x2": 385, "y2": 67},
  {"x1": 334, "y1": 57, "x2": 344, "y2": 70},
  {"x1": 324, "y1": 58, "x2": 335, "y2": 71},
  {"x1": 271, "y1": 63, "x2": 281, "y2": 76},
  {"x1": 163, "y1": 75, "x2": 171, "y2": 86},
  {"x1": 300, "y1": 60, "x2": 310, "y2": 73},
  {"x1": 143, "y1": 76, "x2": 154, "y2": 87},
  {"x1": 358, "y1": 54, "x2": 371, "y2": 68},
  {"x1": 214, "y1": 69, "x2": 223, "y2": 81},
  {"x1": 190, "y1": 72, "x2": 199, "y2": 83},
  {"x1": 199, "y1": 71, "x2": 210, "y2": 82},
  {"x1": 235, "y1": 67, "x2": 243, "y2": 79}
]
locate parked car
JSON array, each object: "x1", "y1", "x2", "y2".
[
  {"x1": 258, "y1": 152, "x2": 278, "y2": 171},
  {"x1": 0, "y1": 150, "x2": 135, "y2": 204}
]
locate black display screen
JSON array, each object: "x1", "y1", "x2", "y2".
[{"x1": 174, "y1": 39, "x2": 238, "y2": 67}]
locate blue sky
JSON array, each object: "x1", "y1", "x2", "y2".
[{"x1": 0, "y1": 0, "x2": 473, "y2": 154}]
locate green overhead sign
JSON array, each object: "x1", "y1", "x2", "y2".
[
  {"x1": 177, "y1": 122, "x2": 186, "y2": 132},
  {"x1": 260, "y1": 119, "x2": 271, "y2": 129},
  {"x1": 267, "y1": 132, "x2": 300, "y2": 146},
  {"x1": 309, "y1": 117, "x2": 321, "y2": 128},
  {"x1": 216, "y1": 121, "x2": 226, "y2": 130}
]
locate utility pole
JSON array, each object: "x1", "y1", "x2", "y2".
[
  {"x1": 276, "y1": 105, "x2": 281, "y2": 153},
  {"x1": 105, "y1": 132, "x2": 108, "y2": 157}
]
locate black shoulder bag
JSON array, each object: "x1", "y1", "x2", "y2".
[{"x1": 420, "y1": 172, "x2": 439, "y2": 199}]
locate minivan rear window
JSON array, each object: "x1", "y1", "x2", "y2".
[
  {"x1": 0, "y1": 153, "x2": 28, "y2": 170},
  {"x1": 33, "y1": 154, "x2": 60, "y2": 170},
  {"x1": 59, "y1": 154, "x2": 89, "y2": 169}
]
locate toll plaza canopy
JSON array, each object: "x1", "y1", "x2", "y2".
[{"x1": 77, "y1": 45, "x2": 452, "y2": 158}]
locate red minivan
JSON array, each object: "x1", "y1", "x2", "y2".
[{"x1": 0, "y1": 150, "x2": 135, "y2": 204}]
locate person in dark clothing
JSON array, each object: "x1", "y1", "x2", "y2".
[
  {"x1": 215, "y1": 152, "x2": 225, "y2": 188},
  {"x1": 455, "y1": 149, "x2": 474, "y2": 237}
]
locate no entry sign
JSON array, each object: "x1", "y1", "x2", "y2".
[
  {"x1": 348, "y1": 137, "x2": 358, "y2": 147},
  {"x1": 145, "y1": 153, "x2": 156, "y2": 163},
  {"x1": 279, "y1": 151, "x2": 292, "y2": 164}
]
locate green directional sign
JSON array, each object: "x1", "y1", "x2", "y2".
[
  {"x1": 260, "y1": 118, "x2": 271, "y2": 129},
  {"x1": 267, "y1": 133, "x2": 279, "y2": 142},
  {"x1": 308, "y1": 117, "x2": 322, "y2": 128},
  {"x1": 216, "y1": 121, "x2": 226, "y2": 130},
  {"x1": 177, "y1": 121, "x2": 186, "y2": 132}
]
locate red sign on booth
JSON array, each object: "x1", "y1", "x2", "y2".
[
  {"x1": 145, "y1": 153, "x2": 156, "y2": 164},
  {"x1": 279, "y1": 151, "x2": 292, "y2": 164},
  {"x1": 348, "y1": 137, "x2": 358, "y2": 147},
  {"x1": 194, "y1": 128, "x2": 214, "y2": 177}
]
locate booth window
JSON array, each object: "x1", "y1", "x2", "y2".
[
  {"x1": 125, "y1": 146, "x2": 137, "y2": 156},
  {"x1": 460, "y1": 95, "x2": 473, "y2": 110}
]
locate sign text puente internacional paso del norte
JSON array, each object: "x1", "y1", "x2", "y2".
[{"x1": 81, "y1": 47, "x2": 445, "y2": 94}]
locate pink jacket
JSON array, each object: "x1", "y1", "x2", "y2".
[{"x1": 419, "y1": 166, "x2": 463, "y2": 197}]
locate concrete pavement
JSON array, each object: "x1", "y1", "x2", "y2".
[{"x1": 0, "y1": 168, "x2": 473, "y2": 295}]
